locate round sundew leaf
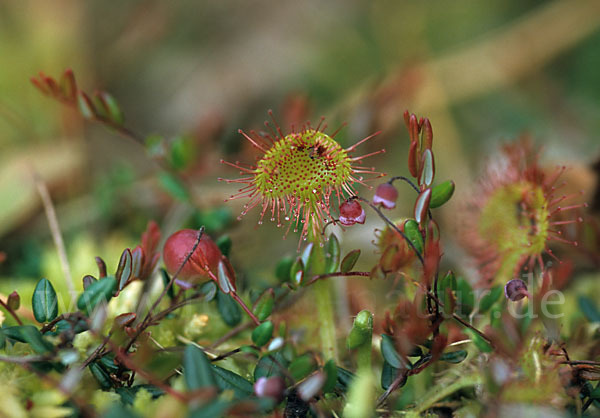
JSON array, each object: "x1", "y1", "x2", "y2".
[
  {"x1": 430, "y1": 180, "x2": 455, "y2": 208},
  {"x1": 32, "y1": 278, "x2": 58, "y2": 323},
  {"x1": 340, "y1": 249, "x2": 361, "y2": 273}
]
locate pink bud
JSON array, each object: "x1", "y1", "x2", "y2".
[
  {"x1": 339, "y1": 200, "x2": 366, "y2": 226},
  {"x1": 254, "y1": 376, "x2": 286, "y2": 402},
  {"x1": 373, "y1": 183, "x2": 398, "y2": 209},
  {"x1": 505, "y1": 279, "x2": 528, "y2": 301}
]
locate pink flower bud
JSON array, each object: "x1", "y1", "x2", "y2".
[
  {"x1": 504, "y1": 279, "x2": 528, "y2": 301},
  {"x1": 339, "y1": 200, "x2": 366, "y2": 226},
  {"x1": 373, "y1": 183, "x2": 398, "y2": 209},
  {"x1": 254, "y1": 376, "x2": 286, "y2": 402}
]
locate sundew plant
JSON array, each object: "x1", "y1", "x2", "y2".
[{"x1": 1, "y1": 40, "x2": 599, "y2": 417}]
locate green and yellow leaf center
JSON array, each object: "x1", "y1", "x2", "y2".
[{"x1": 254, "y1": 130, "x2": 352, "y2": 203}]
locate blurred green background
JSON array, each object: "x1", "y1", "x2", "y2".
[{"x1": 1, "y1": 0, "x2": 599, "y2": 301}]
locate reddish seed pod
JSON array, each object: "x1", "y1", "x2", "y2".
[
  {"x1": 373, "y1": 183, "x2": 398, "y2": 209},
  {"x1": 339, "y1": 200, "x2": 366, "y2": 226},
  {"x1": 163, "y1": 229, "x2": 223, "y2": 283},
  {"x1": 504, "y1": 279, "x2": 528, "y2": 301}
]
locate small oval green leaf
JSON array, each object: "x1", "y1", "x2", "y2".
[
  {"x1": 290, "y1": 257, "x2": 304, "y2": 285},
  {"x1": 116, "y1": 248, "x2": 133, "y2": 291},
  {"x1": 478, "y1": 285, "x2": 503, "y2": 314},
  {"x1": 289, "y1": 354, "x2": 317, "y2": 381},
  {"x1": 381, "y1": 334, "x2": 405, "y2": 370},
  {"x1": 325, "y1": 234, "x2": 341, "y2": 274},
  {"x1": 430, "y1": 180, "x2": 455, "y2": 209},
  {"x1": 32, "y1": 278, "x2": 58, "y2": 323},
  {"x1": 252, "y1": 321, "x2": 274, "y2": 347},
  {"x1": 440, "y1": 350, "x2": 468, "y2": 363},
  {"x1": 403, "y1": 219, "x2": 424, "y2": 255},
  {"x1": 419, "y1": 149, "x2": 435, "y2": 187},
  {"x1": 216, "y1": 291, "x2": 241, "y2": 327},
  {"x1": 77, "y1": 276, "x2": 117, "y2": 315},
  {"x1": 211, "y1": 365, "x2": 254, "y2": 398},
  {"x1": 414, "y1": 188, "x2": 432, "y2": 224},
  {"x1": 340, "y1": 250, "x2": 361, "y2": 273}
]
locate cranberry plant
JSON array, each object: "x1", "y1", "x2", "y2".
[{"x1": 0, "y1": 69, "x2": 597, "y2": 417}]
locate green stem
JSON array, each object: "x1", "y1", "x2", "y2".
[
  {"x1": 314, "y1": 278, "x2": 338, "y2": 362},
  {"x1": 309, "y1": 232, "x2": 338, "y2": 362}
]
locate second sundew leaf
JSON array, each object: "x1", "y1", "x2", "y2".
[
  {"x1": 324, "y1": 234, "x2": 341, "y2": 274},
  {"x1": 340, "y1": 249, "x2": 361, "y2": 273},
  {"x1": 32, "y1": 278, "x2": 58, "y2": 323},
  {"x1": 184, "y1": 345, "x2": 216, "y2": 390},
  {"x1": 116, "y1": 248, "x2": 133, "y2": 291}
]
